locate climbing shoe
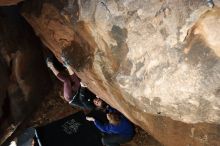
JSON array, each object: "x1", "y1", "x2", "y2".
[
  {"x1": 61, "y1": 56, "x2": 69, "y2": 67},
  {"x1": 46, "y1": 57, "x2": 53, "y2": 68},
  {"x1": 207, "y1": 0, "x2": 214, "y2": 8}
]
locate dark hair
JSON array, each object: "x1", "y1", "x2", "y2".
[
  {"x1": 96, "y1": 100, "x2": 108, "y2": 111},
  {"x1": 100, "y1": 101, "x2": 107, "y2": 109},
  {"x1": 108, "y1": 113, "x2": 120, "y2": 125}
]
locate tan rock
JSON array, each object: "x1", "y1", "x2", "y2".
[{"x1": 20, "y1": 0, "x2": 220, "y2": 146}]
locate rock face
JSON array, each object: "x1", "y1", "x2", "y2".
[
  {"x1": 0, "y1": 6, "x2": 76, "y2": 145},
  {"x1": 0, "y1": 6, "x2": 49, "y2": 144},
  {"x1": 21, "y1": 0, "x2": 220, "y2": 146},
  {"x1": 0, "y1": 0, "x2": 23, "y2": 6}
]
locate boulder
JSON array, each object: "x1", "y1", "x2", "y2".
[{"x1": 21, "y1": 0, "x2": 220, "y2": 146}]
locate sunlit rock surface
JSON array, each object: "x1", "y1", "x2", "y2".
[{"x1": 3, "y1": 0, "x2": 218, "y2": 145}]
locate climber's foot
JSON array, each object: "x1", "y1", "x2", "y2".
[
  {"x1": 46, "y1": 57, "x2": 54, "y2": 68},
  {"x1": 207, "y1": 0, "x2": 214, "y2": 8},
  {"x1": 61, "y1": 55, "x2": 70, "y2": 68}
]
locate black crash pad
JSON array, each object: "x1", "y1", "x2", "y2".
[{"x1": 36, "y1": 112, "x2": 102, "y2": 146}]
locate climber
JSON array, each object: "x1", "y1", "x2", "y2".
[
  {"x1": 86, "y1": 112, "x2": 135, "y2": 146},
  {"x1": 46, "y1": 56, "x2": 117, "y2": 112},
  {"x1": 46, "y1": 56, "x2": 96, "y2": 110}
]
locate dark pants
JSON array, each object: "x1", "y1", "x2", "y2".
[
  {"x1": 56, "y1": 73, "x2": 80, "y2": 102},
  {"x1": 69, "y1": 87, "x2": 96, "y2": 110},
  {"x1": 102, "y1": 134, "x2": 133, "y2": 146},
  {"x1": 69, "y1": 90, "x2": 83, "y2": 108},
  {"x1": 56, "y1": 73, "x2": 95, "y2": 110}
]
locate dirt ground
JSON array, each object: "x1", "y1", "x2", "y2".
[{"x1": 124, "y1": 127, "x2": 163, "y2": 146}]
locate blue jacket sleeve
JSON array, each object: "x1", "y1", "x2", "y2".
[{"x1": 94, "y1": 120, "x2": 111, "y2": 133}]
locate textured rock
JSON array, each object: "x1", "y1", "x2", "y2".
[
  {"x1": 0, "y1": 6, "x2": 76, "y2": 145},
  {"x1": 0, "y1": 0, "x2": 23, "y2": 6},
  {"x1": 22, "y1": 0, "x2": 220, "y2": 146}
]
